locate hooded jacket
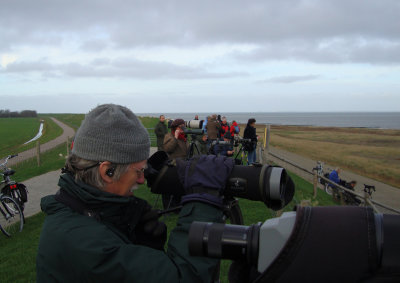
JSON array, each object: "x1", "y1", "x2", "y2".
[{"x1": 36, "y1": 173, "x2": 223, "y2": 283}]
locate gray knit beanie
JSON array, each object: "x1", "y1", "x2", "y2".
[{"x1": 72, "y1": 104, "x2": 150, "y2": 164}]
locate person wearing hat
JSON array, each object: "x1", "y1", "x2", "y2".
[
  {"x1": 161, "y1": 118, "x2": 188, "y2": 210},
  {"x1": 163, "y1": 118, "x2": 188, "y2": 159},
  {"x1": 36, "y1": 104, "x2": 234, "y2": 282}
]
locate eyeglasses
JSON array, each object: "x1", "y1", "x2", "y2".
[{"x1": 131, "y1": 165, "x2": 146, "y2": 178}]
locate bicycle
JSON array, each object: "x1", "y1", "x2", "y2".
[
  {"x1": 0, "y1": 193, "x2": 24, "y2": 237},
  {"x1": 0, "y1": 154, "x2": 28, "y2": 211},
  {"x1": 313, "y1": 161, "x2": 334, "y2": 195}
]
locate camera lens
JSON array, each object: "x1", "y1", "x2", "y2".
[{"x1": 189, "y1": 221, "x2": 261, "y2": 265}]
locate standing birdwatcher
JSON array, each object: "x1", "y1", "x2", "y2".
[
  {"x1": 36, "y1": 104, "x2": 233, "y2": 282},
  {"x1": 154, "y1": 115, "x2": 168, "y2": 151}
]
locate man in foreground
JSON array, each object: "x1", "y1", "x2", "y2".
[{"x1": 36, "y1": 104, "x2": 233, "y2": 282}]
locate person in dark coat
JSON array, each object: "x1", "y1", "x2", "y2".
[
  {"x1": 36, "y1": 104, "x2": 233, "y2": 283},
  {"x1": 162, "y1": 118, "x2": 188, "y2": 209},
  {"x1": 206, "y1": 114, "x2": 222, "y2": 142},
  {"x1": 154, "y1": 115, "x2": 168, "y2": 150},
  {"x1": 243, "y1": 118, "x2": 258, "y2": 165},
  {"x1": 194, "y1": 134, "x2": 209, "y2": 155}
]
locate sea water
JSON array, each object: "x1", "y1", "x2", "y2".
[{"x1": 138, "y1": 112, "x2": 400, "y2": 129}]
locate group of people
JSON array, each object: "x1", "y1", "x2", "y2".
[
  {"x1": 154, "y1": 114, "x2": 259, "y2": 211},
  {"x1": 154, "y1": 114, "x2": 259, "y2": 164}
]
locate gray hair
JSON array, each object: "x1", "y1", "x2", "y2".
[{"x1": 65, "y1": 154, "x2": 131, "y2": 190}]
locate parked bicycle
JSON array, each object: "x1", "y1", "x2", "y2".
[
  {"x1": 313, "y1": 161, "x2": 332, "y2": 194},
  {"x1": 0, "y1": 193, "x2": 24, "y2": 237},
  {"x1": 313, "y1": 162, "x2": 375, "y2": 206},
  {"x1": 0, "y1": 155, "x2": 28, "y2": 211}
]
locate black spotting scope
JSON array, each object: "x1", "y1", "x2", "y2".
[
  {"x1": 144, "y1": 151, "x2": 295, "y2": 210},
  {"x1": 188, "y1": 206, "x2": 400, "y2": 282}
]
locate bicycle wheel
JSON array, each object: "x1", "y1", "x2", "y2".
[
  {"x1": 325, "y1": 184, "x2": 333, "y2": 195},
  {"x1": 0, "y1": 196, "x2": 24, "y2": 237}
]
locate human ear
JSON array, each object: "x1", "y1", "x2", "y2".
[{"x1": 99, "y1": 161, "x2": 114, "y2": 184}]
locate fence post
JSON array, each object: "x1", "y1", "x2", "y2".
[
  {"x1": 265, "y1": 125, "x2": 270, "y2": 154},
  {"x1": 36, "y1": 141, "x2": 41, "y2": 166},
  {"x1": 313, "y1": 172, "x2": 318, "y2": 198},
  {"x1": 257, "y1": 145, "x2": 263, "y2": 164},
  {"x1": 66, "y1": 136, "x2": 70, "y2": 156},
  {"x1": 339, "y1": 190, "x2": 345, "y2": 205}
]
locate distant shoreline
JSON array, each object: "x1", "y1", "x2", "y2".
[{"x1": 138, "y1": 112, "x2": 400, "y2": 130}]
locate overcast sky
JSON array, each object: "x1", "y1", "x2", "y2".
[{"x1": 1, "y1": 0, "x2": 399, "y2": 113}]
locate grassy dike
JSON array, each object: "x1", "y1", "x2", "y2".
[{"x1": 0, "y1": 114, "x2": 338, "y2": 282}]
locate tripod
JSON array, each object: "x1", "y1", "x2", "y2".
[
  {"x1": 186, "y1": 136, "x2": 201, "y2": 160},
  {"x1": 233, "y1": 143, "x2": 248, "y2": 165}
]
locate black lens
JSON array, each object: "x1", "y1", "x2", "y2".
[{"x1": 189, "y1": 221, "x2": 261, "y2": 265}]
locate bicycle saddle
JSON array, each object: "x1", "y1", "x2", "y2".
[{"x1": 3, "y1": 170, "x2": 15, "y2": 176}]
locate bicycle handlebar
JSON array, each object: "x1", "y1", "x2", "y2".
[
  {"x1": 364, "y1": 184, "x2": 376, "y2": 190},
  {"x1": 0, "y1": 154, "x2": 18, "y2": 168}
]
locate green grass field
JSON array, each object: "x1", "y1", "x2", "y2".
[
  {"x1": 42, "y1": 113, "x2": 85, "y2": 131},
  {"x1": 0, "y1": 117, "x2": 63, "y2": 159},
  {"x1": 0, "y1": 118, "x2": 40, "y2": 158}
]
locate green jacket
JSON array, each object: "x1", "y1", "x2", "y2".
[
  {"x1": 36, "y1": 174, "x2": 223, "y2": 283},
  {"x1": 154, "y1": 121, "x2": 168, "y2": 150}
]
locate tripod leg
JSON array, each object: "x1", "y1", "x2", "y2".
[{"x1": 153, "y1": 194, "x2": 160, "y2": 209}]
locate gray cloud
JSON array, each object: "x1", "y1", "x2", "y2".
[
  {"x1": 236, "y1": 39, "x2": 400, "y2": 64},
  {"x1": 1, "y1": 0, "x2": 400, "y2": 64},
  {"x1": 2, "y1": 58, "x2": 246, "y2": 80},
  {"x1": 261, "y1": 75, "x2": 320, "y2": 84}
]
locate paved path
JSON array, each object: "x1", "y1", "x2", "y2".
[
  {"x1": 8, "y1": 117, "x2": 75, "y2": 166},
  {"x1": 267, "y1": 146, "x2": 400, "y2": 213}
]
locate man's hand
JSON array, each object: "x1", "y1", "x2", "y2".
[
  {"x1": 174, "y1": 128, "x2": 181, "y2": 139},
  {"x1": 135, "y1": 204, "x2": 167, "y2": 250}
]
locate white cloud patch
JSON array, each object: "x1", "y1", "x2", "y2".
[
  {"x1": 1, "y1": 54, "x2": 18, "y2": 68},
  {"x1": 261, "y1": 75, "x2": 320, "y2": 84}
]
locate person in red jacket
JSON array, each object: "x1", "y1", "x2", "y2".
[
  {"x1": 230, "y1": 120, "x2": 240, "y2": 138},
  {"x1": 220, "y1": 116, "x2": 230, "y2": 138}
]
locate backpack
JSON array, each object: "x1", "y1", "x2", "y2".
[{"x1": 234, "y1": 125, "x2": 240, "y2": 134}]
